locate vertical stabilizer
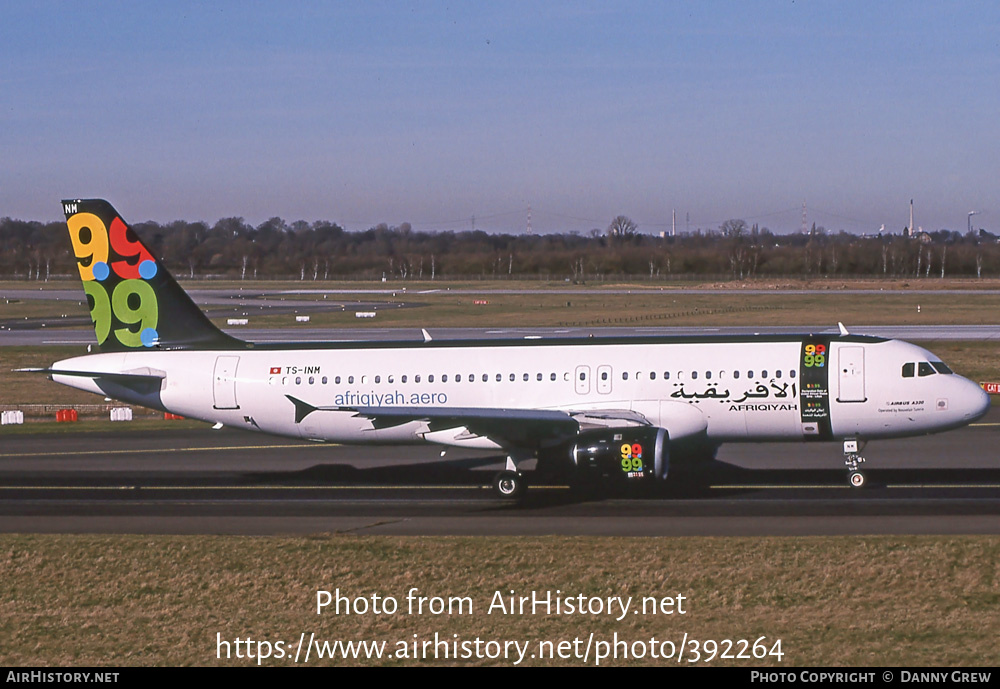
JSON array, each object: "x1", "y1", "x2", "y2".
[{"x1": 61, "y1": 199, "x2": 243, "y2": 352}]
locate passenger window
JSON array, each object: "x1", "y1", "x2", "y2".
[
  {"x1": 664, "y1": 371, "x2": 670, "y2": 380},
  {"x1": 579, "y1": 372, "x2": 586, "y2": 381},
  {"x1": 790, "y1": 370, "x2": 796, "y2": 379},
  {"x1": 550, "y1": 373, "x2": 556, "y2": 381},
  {"x1": 348, "y1": 375, "x2": 354, "y2": 384},
  {"x1": 918, "y1": 362, "x2": 935, "y2": 377},
  {"x1": 623, "y1": 372, "x2": 629, "y2": 380},
  {"x1": 775, "y1": 370, "x2": 782, "y2": 379},
  {"x1": 523, "y1": 373, "x2": 529, "y2": 381},
  {"x1": 705, "y1": 371, "x2": 712, "y2": 380},
  {"x1": 902, "y1": 363, "x2": 914, "y2": 378},
  {"x1": 601, "y1": 372, "x2": 608, "y2": 381},
  {"x1": 483, "y1": 374, "x2": 489, "y2": 382},
  {"x1": 496, "y1": 373, "x2": 501, "y2": 382},
  {"x1": 650, "y1": 372, "x2": 656, "y2": 380},
  {"x1": 322, "y1": 376, "x2": 328, "y2": 384},
  {"x1": 295, "y1": 377, "x2": 302, "y2": 385},
  {"x1": 428, "y1": 375, "x2": 434, "y2": 383},
  {"x1": 415, "y1": 375, "x2": 421, "y2": 383},
  {"x1": 374, "y1": 376, "x2": 380, "y2": 384},
  {"x1": 442, "y1": 374, "x2": 448, "y2": 382},
  {"x1": 734, "y1": 371, "x2": 740, "y2": 379},
  {"x1": 692, "y1": 371, "x2": 698, "y2": 380},
  {"x1": 401, "y1": 375, "x2": 406, "y2": 383},
  {"x1": 308, "y1": 376, "x2": 315, "y2": 385},
  {"x1": 536, "y1": 373, "x2": 543, "y2": 381},
  {"x1": 509, "y1": 373, "x2": 515, "y2": 382}
]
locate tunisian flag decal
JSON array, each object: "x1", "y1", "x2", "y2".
[{"x1": 269, "y1": 367, "x2": 281, "y2": 375}]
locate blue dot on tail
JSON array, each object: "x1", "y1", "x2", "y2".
[
  {"x1": 93, "y1": 262, "x2": 110, "y2": 281},
  {"x1": 140, "y1": 328, "x2": 159, "y2": 347},
  {"x1": 138, "y1": 260, "x2": 157, "y2": 280}
]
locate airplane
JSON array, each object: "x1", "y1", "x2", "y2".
[{"x1": 34, "y1": 198, "x2": 991, "y2": 498}]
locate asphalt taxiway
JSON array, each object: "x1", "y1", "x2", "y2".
[{"x1": 0, "y1": 407, "x2": 997, "y2": 536}]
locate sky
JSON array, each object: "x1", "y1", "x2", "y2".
[{"x1": 2, "y1": 1, "x2": 998, "y2": 234}]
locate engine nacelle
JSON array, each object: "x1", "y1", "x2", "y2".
[{"x1": 569, "y1": 427, "x2": 668, "y2": 483}]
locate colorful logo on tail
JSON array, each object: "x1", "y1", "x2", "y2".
[{"x1": 64, "y1": 202, "x2": 160, "y2": 348}]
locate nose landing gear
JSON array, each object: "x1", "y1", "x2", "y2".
[{"x1": 843, "y1": 438, "x2": 867, "y2": 488}]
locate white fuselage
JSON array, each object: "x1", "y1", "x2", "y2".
[{"x1": 51, "y1": 334, "x2": 989, "y2": 451}]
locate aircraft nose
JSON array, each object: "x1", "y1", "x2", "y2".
[{"x1": 963, "y1": 380, "x2": 990, "y2": 422}]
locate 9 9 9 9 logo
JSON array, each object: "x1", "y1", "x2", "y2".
[
  {"x1": 620, "y1": 442, "x2": 645, "y2": 477},
  {"x1": 803, "y1": 343, "x2": 826, "y2": 367},
  {"x1": 66, "y1": 209, "x2": 160, "y2": 348}
]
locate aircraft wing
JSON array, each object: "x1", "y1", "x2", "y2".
[{"x1": 286, "y1": 395, "x2": 651, "y2": 450}]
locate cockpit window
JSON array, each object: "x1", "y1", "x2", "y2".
[
  {"x1": 902, "y1": 363, "x2": 914, "y2": 378},
  {"x1": 931, "y1": 361, "x2": 953, "y2": 375},
  {"x1": 918, "y1": 362, "x2": 935, "y2": 377}
]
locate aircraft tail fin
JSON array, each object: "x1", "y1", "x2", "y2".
[{"x1": 60, "y1": 199, "x2": 243, "y2": 352}]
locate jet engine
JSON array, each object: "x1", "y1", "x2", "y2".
[{"x1": 567, "y1": 427, "x2": 668, "y2": 483}]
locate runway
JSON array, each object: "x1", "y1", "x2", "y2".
[{"x1": 1, "y1": 407, "x2": 998, "y2": 536}]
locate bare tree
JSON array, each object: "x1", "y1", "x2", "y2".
[
  {"x1": 720, "y1": 219, "x2": 748, "y2": 238},
  {"x1": 607, "y1": 215, "x2": 638, "y2": 240}
]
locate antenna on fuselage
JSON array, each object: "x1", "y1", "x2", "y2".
[{"x1": 838, "y1": 322, "x2": 850, "y2": 336}]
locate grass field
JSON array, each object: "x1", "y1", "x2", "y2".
[{"x1": 1, "y1": 534, "x2": 997, "y2": 666}]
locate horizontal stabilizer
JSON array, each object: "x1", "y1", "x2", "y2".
[
  {"x1": 18, "y1": 367, "x2": 165, "y2": 382},
  {"x1": 24, "y1": 368, "x2": 166, "y2": 396}
]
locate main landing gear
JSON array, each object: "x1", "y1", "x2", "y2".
[
  {"x1": 493, "y1": 455, "x2": 527, "y2": 499},
  {"x1": 843, "y1": 438, "x2": 867, "y2": 488}
]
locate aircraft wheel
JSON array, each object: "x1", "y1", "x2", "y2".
[
  {"x1": 848, "y1": 471, "x2": 866, "y2": 488},
  {"x1": 494, "y1": 471, "x2": 525, "y2": 499}
]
